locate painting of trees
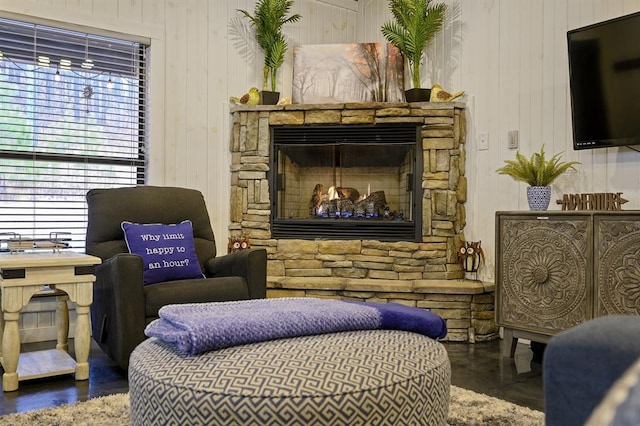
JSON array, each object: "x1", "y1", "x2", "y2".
[{"x1": 292, "y1": 43, "x2": 404, "y2": 104}]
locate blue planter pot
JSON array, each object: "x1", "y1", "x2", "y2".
[{"x1": 527, "y1": 186, "x2": 551, "y2": 211}]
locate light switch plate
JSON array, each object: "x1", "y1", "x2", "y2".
[
  {"x1": 478, "y1": 131, "x2": 489, "y2": 151},
  {"x1": 508, "y1": 130, "x2": 519, "y2": 149}
]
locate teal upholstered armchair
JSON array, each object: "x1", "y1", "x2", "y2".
[{"x1": 85, "y1": 185, "x2": 267, "y2": 369}]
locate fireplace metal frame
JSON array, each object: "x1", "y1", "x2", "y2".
[{"x1": 269, "y1": 124, "x2": 422, "y2": 242}]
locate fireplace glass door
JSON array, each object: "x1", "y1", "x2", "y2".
[{"x1": 270, "y1": 124, "x2": 421, "y2": 241}]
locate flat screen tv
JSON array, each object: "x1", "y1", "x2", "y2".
[{"x1": 567, "y1": 11, "x2": 640, "y2": 150}]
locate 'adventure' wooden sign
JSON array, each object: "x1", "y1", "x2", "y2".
[{"x1": 556, "y1": 192, "x2": 628, "y2": 211}]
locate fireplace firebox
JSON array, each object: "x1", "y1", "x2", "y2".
[{"x1": 270, "y1": 124, "x2": 422, "y2": 241}]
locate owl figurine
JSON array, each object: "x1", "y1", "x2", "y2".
[
  {"x1": 239, "y1": 236, "x2": 251, "y2": 250},
  {"x1": 228, "y1": 236, "x2": 251, "y2": 253},
  {"x1": 457, "y1": 240, "x2": 485, "y2": 274},
  {"x1": 228, "y1": 237, "x2": 241, "y2": 254}
]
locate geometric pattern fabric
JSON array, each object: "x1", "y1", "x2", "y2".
[{"x1": 129, "y1": 329, "x2": 451, "y2": 425}]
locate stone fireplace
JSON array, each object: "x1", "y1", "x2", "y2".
[
  {"x1": 271, "y1": 123, "x2": 421, "y2": 241},
  {"x1": 229, "y1": 102, "x2": 497, "y2": 342}
]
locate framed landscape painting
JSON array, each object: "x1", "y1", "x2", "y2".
[{"x1": 292, "y1": 43, "x2": 404, "y2": 104}]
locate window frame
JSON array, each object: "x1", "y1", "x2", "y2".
[{"x1": 0, "y1": 16, "x2": 150, "y2": 252}]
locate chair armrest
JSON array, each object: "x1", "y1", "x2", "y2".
[
  {"x1": 92, "y1": 253, "x2": 147, "y2": 369},
  {"x1": 205, "y1": 248, "x2": 267, "y2": 299}
]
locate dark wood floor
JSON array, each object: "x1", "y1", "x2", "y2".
[
  {"x1": 446, "y1": 339, "x2": 544, "y2": 412},
  {"x1": 0, "y1": 337, "x2": 544, "y2": 416}
]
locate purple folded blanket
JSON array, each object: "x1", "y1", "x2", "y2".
[{"x1": 145, "y1": 298, "x2": 447, "y2": 356}]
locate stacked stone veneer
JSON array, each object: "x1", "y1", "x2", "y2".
[{"x1": 229, "y1": 102, "x2": 497, "y2": 342}]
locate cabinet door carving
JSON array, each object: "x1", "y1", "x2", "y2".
[
  {"x1": 497, "y1": 214, "x2": 592, "y2": 336},
  {"x1": 595, "y1": 216, "x2": 640, "y2": 316}
]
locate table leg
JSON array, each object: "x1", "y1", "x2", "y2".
[
  {"x1": 0, "y1": 298, "x2": 4, "y2": 359},
  {"x1": 502, "y1": 328, "x2": 518, "y2": 358},
  {"x1": 56, "y1": 295, "x2": 69, "y2": 352},
  {"x1": 74, "y1": 304, "x2": 90, "y2": 380},
  {"x1": 2, "y1": 311, "x2": 20, "y2": 392}
]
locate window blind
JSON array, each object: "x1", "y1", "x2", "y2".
[{"x1": 0, "y1": 18, "x2": 149, "y2": 252}]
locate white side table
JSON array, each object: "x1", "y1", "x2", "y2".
[{"x1": 0, "y1": 252, "x2": 100, "y2": 392}]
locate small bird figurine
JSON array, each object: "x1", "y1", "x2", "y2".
[
  {"x1": 230, "y1": 87, "x2": 260, "y2": 105},
  {"x1": 430, "y1": 84, "x2": 465, "y2": 102}
]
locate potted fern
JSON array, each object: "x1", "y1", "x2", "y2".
[
  {"x1": 238, "y1": 0, "x2": 301, "y2": 105},
  {"x1": 381, "y1": 0, "x2": 447, "y2": 102},
  {"x1": 496, "y1": 145, "x2": 580, "y2": 211}
]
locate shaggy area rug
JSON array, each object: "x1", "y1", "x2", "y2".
[{"x1": 0, "y1": 385, "x2": 544, "y2": 425}]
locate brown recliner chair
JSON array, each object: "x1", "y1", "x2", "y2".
[{"x1": 85, "y1": 185, "x2": 267, "y2": 370}]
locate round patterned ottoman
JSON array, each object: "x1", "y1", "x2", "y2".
[{"x1": 129, "y1": 329, "x2": 451, "y2": 425}]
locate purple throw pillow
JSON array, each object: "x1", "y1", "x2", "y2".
[{"x1": 121, "y1": 220, "x2": 204, "y2": 285}]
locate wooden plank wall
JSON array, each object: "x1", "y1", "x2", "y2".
[
  {"x1": 1, "y1": 0, "x2": 639, "y2": 297},
  {"x1": 361, "y1": 0, "x2": 640, "y2": 280}
]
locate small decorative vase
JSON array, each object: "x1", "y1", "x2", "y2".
[
  {"x1": 405, "y1": 88, "x2": 431, "y2": 103},
  {"x1": 260, "y1": 91, "x2": 280, "y2": 105},
  {"x1": 527, "y1": 186, "x2": 551, "y2": 211}
]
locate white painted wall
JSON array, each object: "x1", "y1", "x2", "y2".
[
  {"x1": 359, "y1": 0, "x2": 640, "y2": 281},
  {"x1": 1, "y1": 0, "x2": 639, "y2": 293}
]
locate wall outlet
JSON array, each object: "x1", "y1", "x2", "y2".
[
  {"x1": 478, "y1": 131, "x2": 489, "y2": 151},
  {"x1": 508, "y1": 130, "x2": 519, "y2": 149}
]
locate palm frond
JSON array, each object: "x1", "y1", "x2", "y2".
[
  {"x1": 496, "y1": 145, "x2": 580, "y2": 186},
  {"x1": 380, "y1": 0, "x2": 446, "y2": 88},
  {"x1": 237, "y1": 0, "x2": 301, "y2": 91}
]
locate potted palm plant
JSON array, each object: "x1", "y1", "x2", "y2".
[
  {"x1": 381, "y1": 0, "x2": 447, "y2": 102},
  {"x1": 496, "y1": 145, "x2": 580, "y2": 211},
  {"x1": 238, "y1": 0, "x2": 301, "y2": 105}
]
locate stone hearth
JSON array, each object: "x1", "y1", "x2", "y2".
[{"x1": 229, "y1": 102, "x2": 497, "y2": 342}]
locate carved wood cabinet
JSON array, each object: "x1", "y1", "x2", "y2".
[{"x1": 496, "y1": 211, "x2": 640, "y2": 356}]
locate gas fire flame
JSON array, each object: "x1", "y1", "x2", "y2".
[{"x1": 316, "y1": 185, "x2": 371, "y2": 218}]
